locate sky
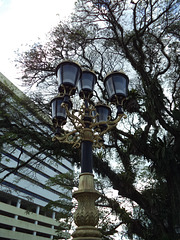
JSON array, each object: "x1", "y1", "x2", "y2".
[{"x1": 0, "y1": 0, "x2": 76, "y2": 88}]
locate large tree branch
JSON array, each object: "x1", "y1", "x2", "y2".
[
  {"x1": 99, "y1": 195, "x2": 149, "y2": 239},
  {"x1": 93, "y1": 154, "x2": 167, "y2": 235}
]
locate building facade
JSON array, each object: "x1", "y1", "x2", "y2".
[{"x1": 0, "y1": 73, "x2": 72, "y2": 240}]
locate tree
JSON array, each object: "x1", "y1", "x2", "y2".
[{"x1": 15, "y1": 0, "x2": 180, "y2": 239}]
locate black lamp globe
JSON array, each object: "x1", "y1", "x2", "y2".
[
  {"x1": 95, "y1": 104, "x2": 111, "y2": 130},
  {"x1": 56, "y1": 61, "x2": 82, "y2": 96},
  {"x1": 51, "y1": 96, "x2": 67, "y2": 126},
  {"x1": 78, "y1": 70, "x2": 97, "y2": 99},
  {"x1": 104, "y1": 71, "x2": 129, "y2": 104}
]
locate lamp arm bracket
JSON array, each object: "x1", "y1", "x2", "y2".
[
  {"x1": 62, "y1": 103, "x2": 85, "y2": 129},
  {"x1": 89, "y1": 114, "x2": 124, "y2": 130},
  {"x1": 93, "y1": 136, "x2": 104, "y2": 149},
  {"x1": 108, "y1": 113, "x2": 126, "y2": 125},
  {"x1": 80, "y1": 106, "x2": 96, "y2": 121},
  {"x1": 52, "y1": 129, "x2": 78, "y2": 142},
  {"x1": 59, "y1": 85, "x2": 76, "y2": 97}
]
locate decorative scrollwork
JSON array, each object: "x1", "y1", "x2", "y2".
[{"x1": 53, "y1": 102, "x2": 126, "y2": 148}]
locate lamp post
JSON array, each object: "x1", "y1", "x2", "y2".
[{"x1": 50, "y1": 60, "x2": 129, "y2": 239}]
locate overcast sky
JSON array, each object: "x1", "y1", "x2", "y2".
[{"x1": 0, "y1": 0, "x2": 76, "y2": 87}]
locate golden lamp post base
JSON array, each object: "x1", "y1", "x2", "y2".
[{"x1": 72, "y1": 173, "x2": 102, "y2": 240}]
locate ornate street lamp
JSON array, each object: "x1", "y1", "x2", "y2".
[{"x1": 51, "y1": 60, "x2": 129, "y2": 239}]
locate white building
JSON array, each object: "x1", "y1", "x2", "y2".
[{"x1": 0, "y1": 73, "x2": 72, "y2": 240}]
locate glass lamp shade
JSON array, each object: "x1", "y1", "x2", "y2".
[
  {"x1": 51, "y1": 97, "x2": 67, "y2": 126},
  {"x1": 78, "y1": 70, "x2": 97, "y2": 99},
  {"x1": 56, "y1": 61, "x2": 82, "y2": 95},
  {"x1": 95, "y1": 104, "x2": 111, "y2": 128},
  {"x1": 104, "y1": 72, "x2": 129, "y2": 104}
]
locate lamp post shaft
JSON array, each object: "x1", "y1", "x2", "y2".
[{"x1": 81, "y1": 141, "x2": 93, "y2": 173}]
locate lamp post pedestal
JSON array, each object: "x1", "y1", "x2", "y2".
[{"x1": 72, "y1": 173, "x2": 102, "y2": 240}]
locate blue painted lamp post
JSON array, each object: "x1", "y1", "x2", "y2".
[{"x1": 51, "y1": 60, "x2": 129, "y2": 239}]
